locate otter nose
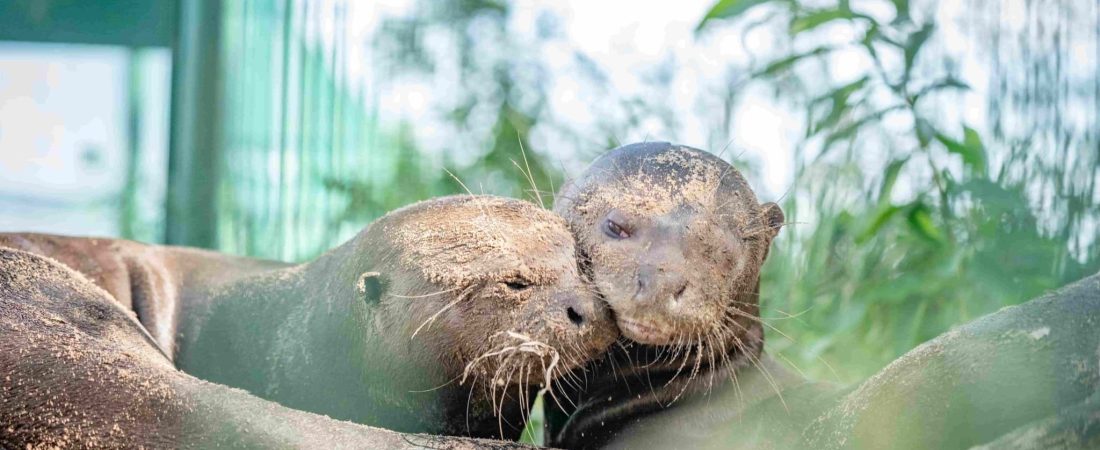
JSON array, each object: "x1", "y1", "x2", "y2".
[
  {"x1": 635, "y1": 264, "x2": 689, "y2": 305},
  {"x1": 554, "y1": 292, "x2": 591, "y2": 327}
]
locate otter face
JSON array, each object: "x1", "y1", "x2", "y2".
[
  {"x1": 452, "y1": 250, "x2": 615, "y2": 388},
  {"x1": 556, "y1": 143, "x2": 783, "y2": 357},
  {"x1": 378, "y1": 196, "x2": 616, "y2": 389}
]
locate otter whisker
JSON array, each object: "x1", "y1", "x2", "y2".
[
  {"x1": 510, "y1": 159, "x2": 545, "y2": 209},
  {"x1": 816, "y1": 354, "x2": 843, "y2": 383},
  {"x1": 774, "y1": 350, "x2": 808, "y2": 379},
  {"x1": 408, "y1": 373, "x2": 462, "y2": 393},
  {"x1": 714, "y1": 137, "x2": 736, "y2": 160},
  {"x1": 667, "y1": 340, "x2": 705, "y2": 404},
  {"x1": 763, "y1": 305, "x2": 815, "y2": 323},
  {"x1": 723, "y1": 306, "x2": 795, "y2": 344},
  {"x1": 741, "y1": 220, "x2": 803, "y2": 239},
  {"x1": 496, "y1": 359, "x2": 522, "y2": 433},
  {"x1": 720, "y1": 349, "x2": 746, "y2": 418},
  {"x1": 464, "y1": 370, "x2": 480, "y2": 435},
  {"x1": 729, "y1": 331, "x2": 788, "y2": 412},
  {"x1": 663, "y1": 336, "x2": 695, "y2": 389},
  {"x1": 388, "y1": 288, "x2": 458, "y2": 299},
  {"x1": 443, "y1": 168, "x2": 476, "y2": 198},
  {"x1": 411, "y1": 296, "x2": 463, "y2": 339},
  {"x1": 517, "y1": 139, "x2": 546, "y2": 209}
]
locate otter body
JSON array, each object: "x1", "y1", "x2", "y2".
[
  {"x1": 0, "y1": 246, "x2": 531, "y2": 449},
  {"x1": 2, "y1": 195, "x2": 616, "y2": 441},
  {"x1": 0, "y1": 232, "x2": 287, "y2": 357}
]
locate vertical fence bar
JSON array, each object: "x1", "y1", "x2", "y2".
[{"x1": 166, "y1": 0, "x2": 223, "y2": 248}]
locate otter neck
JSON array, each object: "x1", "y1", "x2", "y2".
[
  {"x1": 175, "y1": 233, "x2": 457, "y2": 433},
  {"x1": 552, "y1": 280, "x2": 768, "y2": 447}
]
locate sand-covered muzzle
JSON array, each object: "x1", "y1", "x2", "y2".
[
  {"x1": 355, "y1": 195, "x2": 618, "y2": 427},
  {"x1": 548, "y1": 142, "x2": 788, "y2": 448},
  {"x1": 555, "y1": 143, "x2": 783, "y2": 360}
]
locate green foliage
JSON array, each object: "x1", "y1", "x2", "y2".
[
  {"x1": 212, "y1": 0, "x2": 566, "y2": 261},
  {"x1": 700, "y1": 0, "x2": 1099, "y2": 381},
  {"x1": 518, "y1": 394, "x2": 545, "y2": 445},
  {"x1": 697, "y1": 0, "x2": 779, "y2": 31}
]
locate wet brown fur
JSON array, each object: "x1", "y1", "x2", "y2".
[
  {"x1": 0, "y1": 246, "x2": 535, "y2": 449},
  {"x1": 0, "y1": 232, "x2": 287, "y2": 357}
]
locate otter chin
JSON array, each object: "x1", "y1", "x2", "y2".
[{"x1": 557, "y1": 142, "x2": 783, "y2": 355}]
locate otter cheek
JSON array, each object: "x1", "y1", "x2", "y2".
[{"x1": 593, "y1": 271, "x2": 635, "y2": 314}]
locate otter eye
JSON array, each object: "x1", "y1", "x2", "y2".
[
  {"x1": 503, "y1": 279, "x2": 532, "y2": 291},
  {"x1": 604, "y1": 219, "x2": 631, "y2": 239}
]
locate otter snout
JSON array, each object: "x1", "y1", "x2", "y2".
[
  {"x1": 553, "y1": 291, "x2": 608, "y2": 328},
  {"x1": 632, "y1": 238, "x2": 691, "y2": 307},
  {"x1": 635, "y1": 263, "x2": 689, "y2": 306}
]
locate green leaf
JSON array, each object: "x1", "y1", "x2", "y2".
[
  {"x1": 820, "y1": 104, "x2": 904, "y2": 153},
  {"x1": 790, "y1": 8, "x2": 855, "y2": 34},
  {"x1": 890, "y1": 0, "x2": 911, "y2": 24},
  {"x1": 858, "y1": 203, "x2": 902, "y2": 243},
  {"x1": 697, "y1": 0, "x2": 776, "y2": 32},
  {"x1": 755, "y1": 46, "x2": 832, "y2": 78},
  {"x1": 810, "y1": 76, "x2": 869, "y2": 135},
  {"x1": 934, "y1": 126, "x2": 987, "y2": 175},
  {"x1": 878, "y1": 157, "x2": 909, "y2": 200},
  {"x1": 963, "y1": 127, "x2": 984, "y2": 159},
  {"x1": 911, "y1": 77, "x2": 970, "y2": 104},
  {"x1": 906, "y1": 203, "x2": 945, "y2": 243},
  {"x1": 518, "y1": 394, "x2": 545, "y2": 445},
  {"x1": 903, "y1": 22, "x2": 935, "y2": 75}
]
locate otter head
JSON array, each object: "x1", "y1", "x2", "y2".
[
  {"x1": 365, "y1": 195, "x2": 616, "y2": 393},
  {"x1": 555, "y1": 142, "x2": 783, "y2": 361}
]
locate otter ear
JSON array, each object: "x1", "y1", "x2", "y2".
[
  {"x1": 357, "y1": 271, "x2": 389, "y2": 304},
  {"x1": 760, "y1": 202, "x2": 785, "y2": 240}
]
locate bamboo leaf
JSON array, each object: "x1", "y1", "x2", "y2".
[
  {"x1": 890, "y1": 0, "x2": 911, "y2": 24},
  {"x1": 790, "y1": 8, "x2": 855, "y2": 34},
  {"x1": 821, "y1": 104, "x2": 905, "y2": 153},
  {"x1": 858, "y1": 204, "x2": 902, "y2": 243},
  {"x1": 878, "y1": 157, "x2": 909, "y2": 200},
  {"x1": 754, "y1": 46, "x2": 832, "y2": 78},
  {"x1": 903, "y1": 22, "x2": 935, "y2": 76},
  {"x1": 697, "y1": 0, "x2": 777, "y2": 32},
  {"x1": 934, "y1": 126, "x2": 987, "y2": 175},
  {"x1": 911, "y1": 77, "x2": 970, "y2": 104},
  {"x1": 810, "y1": 76, "x2": 869, "y2": 135},
  {"x1": 906, "y1": 202, "x2": 945, "y2": 243}
]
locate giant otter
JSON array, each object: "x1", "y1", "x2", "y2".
[
  {"x1": 550, "y1": 142, "x2": 1100, "y2": 449},
  {"x1": 1, "y1": 195, "x2": 617, "y2": 440},
  {"x1": 0, "y1": 246, "x2": 533, "y2": 449},
  {"x1": 549, "y1": 142, "x2": 784, "y2": 447}
]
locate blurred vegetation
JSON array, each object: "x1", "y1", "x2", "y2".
[
  {"x1": 698, "y1": 0, "x2": 1100, "y2": 380},
  {"x1": 210, "y1": 0, "x2": 1098, "y2": 384},
  {"x1": 215, "y1": 0, "x2": 566, "y2": 260}
]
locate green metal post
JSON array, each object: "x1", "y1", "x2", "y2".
[{"x1": 166, "y1": 0, "x2": 223, "y2": 248}]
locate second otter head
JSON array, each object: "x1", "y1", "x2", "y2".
[
  {"x1": 364, "y1": 195, "x2": 617, "y2": 391},
  {"x1": 555, "y1": 142, "x2": 783, "y2": 356}
]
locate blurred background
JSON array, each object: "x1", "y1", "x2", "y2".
[{"x1": 1, "y1": 0, "x2": 1098, "y2": 389}]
